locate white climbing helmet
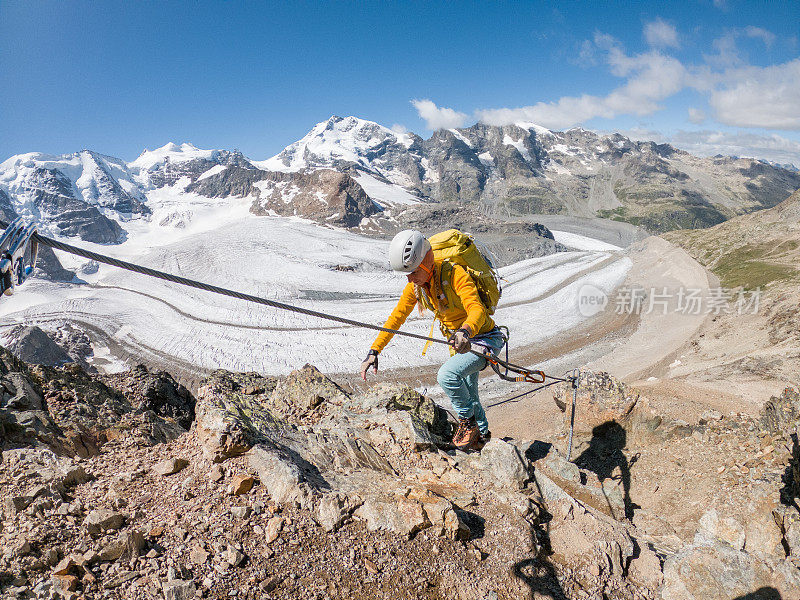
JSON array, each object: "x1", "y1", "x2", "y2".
[{"x1": 388, "y1": 229, "x2": 431, "y2": 272}]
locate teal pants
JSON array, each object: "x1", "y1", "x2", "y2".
[{"x1": 436, "y1": 329, "x2": 506, "y2": 435}]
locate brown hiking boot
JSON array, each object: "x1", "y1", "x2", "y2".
[{"x1": 452, "y1": 417, "x2": 480, "y2": 451}]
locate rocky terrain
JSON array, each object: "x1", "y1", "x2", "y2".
[
  {"x1": 655, "y1": 188, "x2": 800, "y2": 404},
  {"x1": 2, "y1": 338, "x2": 800, "y2": 599},
  {"x1": 664, "y1": 189, "x2": 800, "y2": 291}
]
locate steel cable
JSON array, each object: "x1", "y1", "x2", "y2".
[
  {"x1": 34, "y1": 232, "x2": 457, "y2": 347},
  {"x1": 0, "y1": 220, "x2": 571, "y2": 383}
]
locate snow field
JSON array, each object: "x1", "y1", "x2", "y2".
[{"x1": 0, "y1": 215, "x2": 630, "y2": 375}]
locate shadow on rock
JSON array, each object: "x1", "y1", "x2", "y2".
[
  {"x1": 779, "y1": 427, "x2": 800, "y2": 511},
  {"x1": 512, "y1": 507, "x2": 568, "y2": 600},
  {"x1": 455, "y1": 509, "x2": 485, "y2": 540},
  {"x1": 574, "y1": 420, "x2": 639, "y2": 520},
  {"x1": 733, "y1": 587, "x2": 783, "y2": 600}
]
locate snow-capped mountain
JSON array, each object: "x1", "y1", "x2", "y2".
[
  {"x1": 0, "y1": 151, "x2": 143, "y2": 243},
  {"x1": 130, "y1": 143, "x2": 258, "y2": 190},
  {"x1": 0, "y1": 139, "x2": 386, "y2": 241},
  {"x1": 2, "y1": 116, "x2": 800, "y2": 245},
  {"x1": 261, "y1": 116, "x2": 800, "y2": 233}
]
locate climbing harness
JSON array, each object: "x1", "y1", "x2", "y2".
[
  {"x1": 0, "y1": 218, "x2": 38, "y2": 296},
  {"x1": 0, "y1": 218, "x2": 582, "y2": 456}
]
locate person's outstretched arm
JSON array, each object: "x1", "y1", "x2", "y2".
[{"x1": 361, "y1": 283, "x2": 417, "y2": 380}]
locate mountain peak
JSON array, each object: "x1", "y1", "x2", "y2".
[
  {"x1": 513, "y1": 121, "x2": 553, "y2": 136},
  {"x1": 130, "y1": 142, "x2": 211, "y2": 171},
  {"x1": 260, "y1": 115, "x2": 409, "y2": 173}
]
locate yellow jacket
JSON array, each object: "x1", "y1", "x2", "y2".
[{"x1": 370, "y1": 261, "x2": 495, "y2": 353}]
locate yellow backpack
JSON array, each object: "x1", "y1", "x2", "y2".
[{"x1": 428, "y1": 229, "x2": 502, "y2": 314}]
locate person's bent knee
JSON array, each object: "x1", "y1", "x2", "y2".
[{"x1": 437, "y1": 364, "x2": 460, "y2": 388}]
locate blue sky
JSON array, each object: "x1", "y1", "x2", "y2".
[{"x1": 1, "y1": 0, "x2": 799, "y2": 165}]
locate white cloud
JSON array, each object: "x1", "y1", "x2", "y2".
[
  {"x1": 617, "y1": 127, "x2": 800, "y2": 168},
  {"x1": 477, "y1": 49, "x2": 686, "y2": 130},
  {"x1": 391, "y1": 124, "x2": 408, "y2": 134},
  {"x1": 709, "y1": 59, "x2": 800, "y2": 129},
  {"x1": 706, "y1": 27, "x2": 777, "y2": 68},
  {"x1": 688, "y1": 108, "x2": 707, "y2": 124},
  {"x1": 644, "y1": 18, "x2": 680, "y2": 49},
  {"x1": 411, "y1": 99, "x2": 469, "y2": 130},
  {"x1": 472, "y1": 29, "x2": 800, "y2": 134},
  {"x1": 477, "y1": 96, "x2": 613, "y2": 129},
  {"x1": 576, "y1": 39, "x2": 597, "y2": 66},
  {"x1": 670, "y1": 130, "x2": 800, "y2": 167},
  {"x1": 705, "y1": 32, "x2": 743, "y2": 68},
  {"x1": 744, "y1": 26, "x2": 776, "y2": 47}
]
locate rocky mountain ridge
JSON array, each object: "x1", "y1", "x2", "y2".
[
  {"x1": 2, "y1": 118, "x2": 799, "y2": 245},
  {"x1": 2, "y1": 341, "x2": 800, "y2": 599},
  {"x1": 664, "y1": 188, "x2": 800, "y2": 291},
  {"x1": 262, "y1": 116, "x2": 800, "y2": 232}
]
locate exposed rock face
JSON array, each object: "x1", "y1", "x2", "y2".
[
  {"x1": 141, "y1": 150, "x2": 256, "y2": 189},
  {"x1": 760, "y1": 386, "x2": 800, "y2": 434},
  {"x1": 0, "y1": 347, "x2": 192, "y2": 455},
  {"x1": 2, "y1": 325, "x2": 73, "y2": 367},
  {"x1": 252, "y1": 169, "x2": 381, "y2": 228},
  {"x1": 22, "y1": 167, "x2": 126, "y2": 243},
  {"x1": 184, "y1": 165, "x2": 267, "y2": 198},
  {"x1": 0, "y1": 188, "x2": 16, "y2": 223},
  {"x1": 0, "y1": 347, "x2": 64, "y2": 451},
  {"x1": 48, "y1": 323, "x2": 94, "y2": 367},
  {"x1": 34, "y1": 245, "x2": 75, "y2": 281},
  {"x1": 102, "y1": 364, "x2": 195, "y2": 430},
  {"x1": 188, "y1": 166, "x2": 380, "y2": 228},
  {"x1": 265, "y1": 115, "x2": 800, "y2": 232},
  {"x1": 661, "y1": 538, "x2": 800, "y2": 599}
]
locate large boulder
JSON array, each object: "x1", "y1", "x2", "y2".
[
  {"x1": 355, "y1": 382, "x2": 451, "y2": 442},
  {"x1": 552, "y1": 371, "x2": 640, "y2": 438},
  {"x1": 3, "y1": 326, "x2": 73, "y2": 367},
  {"x1": 103, "y1": 364, "x2": 195, "y2": 429},
  {"x1": 531, "y1": 444, "x2": 627, "y2": 521},
  {"x1": 267, "y1": 364, "x2": 348, "y2": 420},
  {"x1": 760, "y1": 386, "x2": 800, "y2": 434},
  {"x1": 194, "y1": 370, "x2": 287, "y2": 462},
  {"x1": 461, "y1": 438, "x2": 530, "y2": 490},
  {"x1": 661, "y1": 539, "x2": 800, "y2": 599},
  {"x1": 540, "y1": 479, "x2": 636, "y2": 586}
]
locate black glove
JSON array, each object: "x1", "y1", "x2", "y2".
[
  {"x1": 360, "y1": 349, "x2": 379, "y2": 380},
  {"x1": 448, "y1": 328, "x2": 472, "y2": 354}
]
